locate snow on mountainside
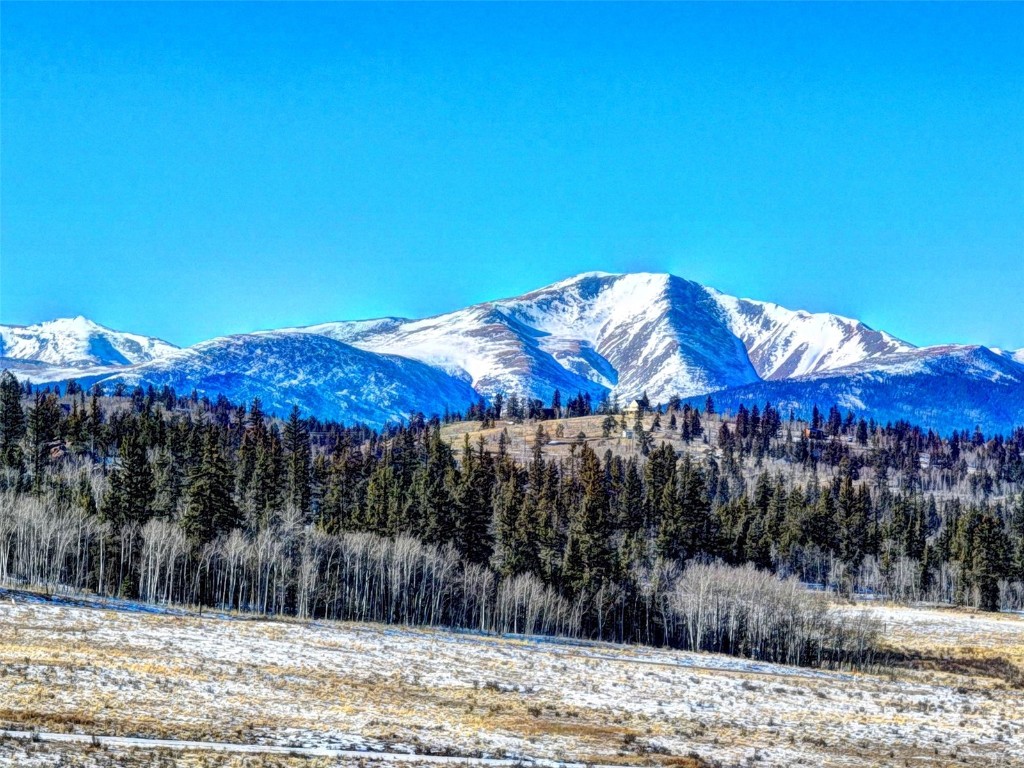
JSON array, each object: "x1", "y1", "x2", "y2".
[
  {"x1": 296, "y1": 272, "x2": 759, "y2": 404},
  {"x1": 300, "y1": 304, "x2": 610, "y2": 403},
  {"x1": 0, "y1": 317, "x2": 178, "y2": 368},
  {"x1": 993, "y1": 348, "x2": 1024, "y2": 369},
  {"x1": 3, "y1": 272, "x2": 1022, "y2": 431},
  {"x1": 709, "y1": 291, "x2": 915, "y2": 380},
  {"x1": 796, "y1": 344, "x2": 1024, "y2": 383},
  {"x1": 499, "y1": 273, "x2": 760, "y2": 400},
  {"x1": 693, "y1": 345, "x2": 1024, "y2": 434},
  {"x1": 73, "y1": 333, "x2": 479, "y2": 427}
]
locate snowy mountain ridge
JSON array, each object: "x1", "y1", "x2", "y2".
[
  {"x1": 708, "y1": 290, "x2": 915, "y2": 380},
  {"x1": 0, "y1": 316, "x2": 178, "y2": 368},
  {"x1": 3, "y1": 271, "x2": 1023, "y2": 430},
  {"x1": 295, "y1": 272, "x2": 761, "y2": 404}
]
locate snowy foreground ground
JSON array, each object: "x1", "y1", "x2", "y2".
[{"x1": 0, "y1": 592, "x2": 1021, "y2": 768}]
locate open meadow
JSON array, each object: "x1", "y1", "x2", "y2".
[{"x1": 0, "y1": 590, "x2": 1021, "y2": 768}]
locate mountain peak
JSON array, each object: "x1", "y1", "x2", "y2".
[
  {"x1": 0, "y1": 316, "x2": 178, "y2": 369},
  {"x1": 3, "y1": 271, "x2": 1022, "y2": 432},
  {"x1": 44, "y1": 315, "x2": 107, "y2": 332}
]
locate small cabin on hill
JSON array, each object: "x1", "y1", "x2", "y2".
[
  {"x1": 623, "y1": 400, "x2": 645, "y2": 418},
  {"x1": 803, "y1": 427, "x2": 826, "y2": 440}
]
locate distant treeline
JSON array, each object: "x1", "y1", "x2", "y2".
[{"x1": 0, "y1": 372, "x2": 1022, "y2": 665}]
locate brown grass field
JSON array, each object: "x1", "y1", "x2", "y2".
[{"x1": 0, "y1": 591, "x2": 1021, "y2": 767}]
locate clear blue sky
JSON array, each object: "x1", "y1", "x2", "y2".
[{"x1": 2, "y1": 2, "x2": 1022, "y2": 349}]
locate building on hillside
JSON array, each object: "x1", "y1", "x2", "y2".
[{"x1": 623, "y1": 400, "x2": 645, "y2": 418}]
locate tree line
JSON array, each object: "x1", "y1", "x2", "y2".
[{"x1": 1, "y1": 371, "x2": 1022, "y2": 664}]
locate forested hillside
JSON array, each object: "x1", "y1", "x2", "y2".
[{"x1": 1, "y1": 370, "x2": 1021, "y2": 667}]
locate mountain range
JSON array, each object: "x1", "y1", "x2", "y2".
[{"x1": 2, "y1": 272, "x2": 1023, "y2": 432}]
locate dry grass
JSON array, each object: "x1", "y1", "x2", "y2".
[
  {"x1": 1, "y1": 595, "x2": 1022, "y2": 767},
  {"x1": 847, "y1": 603, "x2": 1024, "y2": 688},
  {"x1": 440, "y1": 414, "x2": 720, "y2": 464}
]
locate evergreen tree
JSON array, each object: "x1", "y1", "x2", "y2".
[
  {"x1": 283, "y1": 406, "x2": 313, "y2": 518},
  {"x1": 26, "y1": 392, "x2": 61, "y2": 492},
  {"x1": 837, "y1": 476, "x2": 870, "y2": 565},
  {"x1": 363, "y1": 460, "x2": 401, "y2": 535},
  {"x1": 182, "y1": 431, "x2": 240, "y2": 545},
  {"x1": 104, "y1": 432, "x2": 155, "y2": 526},
  {"x1": 417, "y1": 428, "x2": 458, "y2": 545},
  {"x1": 451, "y1": 435, "x2": 495, "y2": 563},
  {"x1": 953, "y1": 508, "x2": 1012, "y2": 611},
  {"x1": 563, "y1": 444, "x2": 613, "y2": 593},
  {"x1": 0, "y1": 371, "x2": 26, "y2": 470},
  {"x1": 491, "y1": 458, "x2": 528, "y2": 577}
]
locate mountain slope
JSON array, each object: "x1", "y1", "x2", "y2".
[
  {"x1": 498, "y1": 273, "x2": 760, "y2": 400},
  {"x1": 76, "y1": 333, "x2": 480, "y2": 427},
  {"x1": 300, "y1": 304, "x2": 611, "y2": 404},
  {"x1": 693, "y1": 345, "x2": 1024, "y2": 434},
  {"x1": 994, "y1": 348, "x2": 1024, "y2": 369},
  {"x1": 296, "y1": 272, "x2": 760, "y2": 405},
  {"x1": 709, "y1": 291, "x2": 915, "y2": 380},
  {"x1": 0, "y1": 317, "x2": 178, "y2": 368}
]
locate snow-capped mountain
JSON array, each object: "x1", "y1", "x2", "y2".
[
  {"x1": 2, "y1": 272, "x2": 1022, "y2": 431},
  {"x1": 294, "y1": 272, "x2": 760, "y2": 404},
  {"x1": 695, "y1": 345, "x2": 1024, "y2": 435},
  {"x1": 709, "y1": 291, "x2": 914, "y2": 380},
  {"x1": 69, "y1": 333, "x2": 480, "y2": 427},
  {"x1": 0, "y1": 317, "x2": 178, "y2": 369},
  {"x1": 290, "y1": 272, "x2": 931, "y2": 408}
]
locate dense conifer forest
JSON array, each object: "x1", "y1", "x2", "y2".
[{"x1": 1, "y1": 371, "x2": 1022, "y2": 667}]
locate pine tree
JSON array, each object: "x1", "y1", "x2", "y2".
[
  {"x1": 182, "y1": 431, "x2": 240, "y2": 546},
  {"x1": 684, "y1": 458, "x2": 718, "y2": 559},
  {"x1": 26, "y1": 392, "x2": 61, "y2": 492},
  {"x1": 418, "y1": 428, "x2": 457, "y2": 545},
  {"x1": 454, "y1": 436, "x2": 495, "y2": 565},
  {"x1": 837, "y1": 476, "x2": 869, "y2": 565},
  {"x1": 654, "y1": 458, "x2": 683, "y2": 561},
  {"x1": 104, "y1": 432, "x2": 155, "y2": 526},
  {"x1": 491, "y1": 459, "x2": 527, "y2": 577},
  {"x1": 283, "y1": 405, "x2": 313, "y2": 518},
  {"x1": 562, "y1": 444, "x2": 613, "y2": 594},
  {"x1": 977, "y1": 515, "x2": 1012, "y2": 610},
  {"x1": 151, "y1": 447, "x2": 184, "y2": 518},
  {"x1": 363, "y1": 460, "x2": 401, "y2": 535},
  {"x1": 635, "y1": 422, "x2": 653, "y2": 457},
  {"x1": 805, "y1": 488, "x2": 839, "y2": 554},
  {"x1": 1011, "y1": 492, "x2": 1024, "y2": 583},
  {"x1": 0, "y1": 371, "x2": 26, "y2": 470}
]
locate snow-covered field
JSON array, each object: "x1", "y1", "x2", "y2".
[{"x1": 0, "y1": 592, "x2": 1021, "y2": 767}]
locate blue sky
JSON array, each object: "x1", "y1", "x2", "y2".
[{"x1": 2, "y1": 2, "x2": 1022, "y2": 349}]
